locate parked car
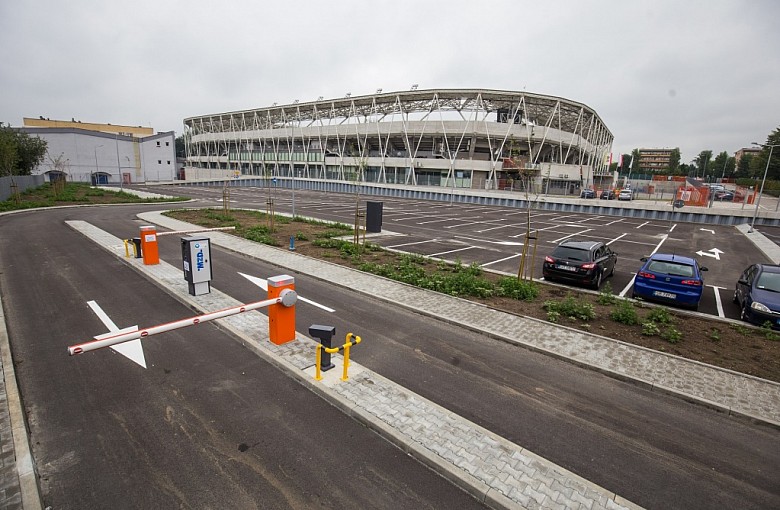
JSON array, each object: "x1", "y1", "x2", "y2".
[
  {"x1": 599, "y1": 189, "x2": 616, "y2": 200},
  {"x1": 631, "y1": 254, "x2": 708, "y2": 310},
  {"x1": 714, "y1": 189, "x2": 735, "y2": 201},
  {"x1": 733, "y1": 264, "x2": 780, "y2": 328},
  {"x1": 543, "y1": 240, "x2": 617, "y2": 289},
  {"x1": 580, "y1": 188, "x2": 596, "y2": 199},
  {"x1": 618, "y1": 189, "x2": 634, "y2": 201}
]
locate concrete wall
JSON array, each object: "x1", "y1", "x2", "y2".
[{"x1": 0, "y1": 175, "x2": 45, "y2": 201}]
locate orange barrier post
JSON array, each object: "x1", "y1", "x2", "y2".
[
  {"x1": 139, "y1": 226, "x2": 160, "y2": 265},
  {"x1": 268, "y1": 275, "x2": 296, "y2": 344}
]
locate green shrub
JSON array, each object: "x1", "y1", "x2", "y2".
[
  {"x1": 610, "y1": 300, "x2": 639, "y2": 325},
  {"x1": 708, "y1": 328, "x2": 721, "y2": 342},
  {"x1": 596, "y1": 282, "x2": 618, "y2": 305},
  {"x1": 546, "y1": 310, "x2": 561, "y2": 323},
  {"x1": 496, "y1": 277, "x2": 539, "y2": 301},
  {"x1": 647, "y1": 307, "x2": 673, "y2": 324},
  {"x1": 661, "y1": 326, "x2": 682, "y2": 343},
  {"x1": 295, "y1": 232, "x2": 309, "y2": 241},
  {"x1": 244, "y1": 225, "x2": 278, "y2": 246},
  {"x1": 543, "y1": 296, "x2": 596, "y2": 321},
  {"x1": 641, "y1": 321, "x2": 660, "y2": 336}
]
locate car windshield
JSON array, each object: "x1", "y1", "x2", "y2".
[
  {"x1": 647, "y1": 260, "x2": 694, "y2": 277},
  {"x1": 551, "y1": 247, "x2": 590, "y2": 261},
  {"x1": 756, "y1": 272, "x2": 780, "y2": 292}
]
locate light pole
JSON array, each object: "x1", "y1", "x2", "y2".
[
  {"x1": 93, "y1": 145, "x2": 103, "y2": 185},
  {"x1": 748, "y1": 142, "x2": 779, "y2": 232}
]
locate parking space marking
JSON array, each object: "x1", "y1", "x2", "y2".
[
  {"x1": 620, "y1": 274, "x2": 637, "y2": 297},
  {"x1": 669, "y1": 224, "x2": 678, "y2": 232},
  {"x1": 651, "y1": 234, "x2": 669, "y2": 255},
  {"x1": 605, "y1": 218, "x2": 626, "y2": 226},
  {"x1": 387, "y1": 239, "x2": 438, "y2": 249},
  {"x1": 578, "y1": 215, "x2": 604, "y2": 223},
  {"x1": 607, "y1": 233, "x2": 628, "y2": 245},
  {"x1": 481, "y1": 253, "x2": 522, "y2": 267},
  {"x1": 477, "y1": 224, "x2": 518, "y2": 233},
  {"x1": 430, "y1": 246, "x2": 476, "y2": 257},
  {"x1": 445, "y1": 220, "x2": 491, "y2": 229},
  {"x1": 550, "y1": 229, "x2": 593, "y2": 243},
  {"x1": 417, "y1": 218, "x2": 454, "y2": 225},
  {"x1": 707, "y1": 285, "x2": 727, "y2": 318},
  {"x1": 636, "y1": 221, "x2": 650, "y2": 229}
]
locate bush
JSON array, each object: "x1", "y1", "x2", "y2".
[
  {"x1": 496, "y1": 277, "x2": 539, "y2": 301},
  {"x1": 641, "y1": 321, "x2": 660, "y2": 336},
  {"x1": 661, "y1": 326, "x2": 683, "y2": 343},
  {"x1": 543, "y1": 296, "x2": 596, "y2": 321},
  {"x1": 244, "y1": 225, "x2": 278, "y2": 246},
  {"x1": 596, "y1": 282, "x2": 618, "y2": 305},
  {"x1": 610, "y1": 300, "x2": 639, "y2": 325},
  {"x1": 647, "y1": 307, "x2": 673, "y2": 324}
]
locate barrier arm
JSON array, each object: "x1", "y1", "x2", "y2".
[{"x1": 68, "y1": 289, "x2": 297, "y2": 356}]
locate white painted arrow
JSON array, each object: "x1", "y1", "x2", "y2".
[
  {"x1": 87, "y1": 300, "x2": 147, "y2": 368},
  {"x1": 699, "y1": 228, "x2": 715, "y2": 234},
  {"x1": 238, "y1": 272, "x2": 335, "y2": 312},
  {"x1": 695, "y1": 248, "x2": 724, "y2": 260}
]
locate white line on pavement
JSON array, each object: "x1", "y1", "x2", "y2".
[
  {"x1": 708, "y1": 285, "x2": 727, "y2": 318},
  {"x1": 430, "y1": 246, "x2": 476, "y2": 257},
  {"x1": 387, "y1": 239, "x2": 437, "y2": 248},
  {"x1": 481, "y1": 253, "x2": 522, "y2": 267},
  {"x1": 607, "y1": 233, "x2": 627, "y2": 245},
  {"x1": 550, "y1": 229, "x2": 592, "y2": 243},
  {"x1": 620, "y1": 274, "x2": 637, "y2": 297},
  {"x1": 636, "y1": 221, "x2": 650, "y2": 229}
]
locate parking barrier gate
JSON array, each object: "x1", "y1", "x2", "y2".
[{"x1": 67, "y1": 284, "x2": 298, "y2": 356}]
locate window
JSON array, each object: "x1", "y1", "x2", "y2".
[
  {"x1": 156, "y1": 141, "x2": 160, "y2": 147},
  {"x1": 158, "y1": 160, "x2": 162, "y2": 164},
  {"x1": 165, "y1": 141, "x2": 170, "y2": 146},
  {"x1": 167, "y1": 160, "x2": 171, "y2": 165}
]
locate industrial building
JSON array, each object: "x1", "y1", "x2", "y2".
[{"x1": 20, "y1": 118, "x2": 176, "y2": 184}]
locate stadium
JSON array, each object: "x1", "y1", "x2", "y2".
[{"x1": 183, "y1": 88, "x2": 613, "y2": 195}]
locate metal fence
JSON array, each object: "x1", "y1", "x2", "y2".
[{"x1": 0, "y1": 175, "x2": 45, "y2": 202}]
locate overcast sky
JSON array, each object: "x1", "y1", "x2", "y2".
[{"x1": 2, "y1": 0, "x2": 778, "y2": 162}]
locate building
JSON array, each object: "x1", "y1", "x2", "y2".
[
  {"x1": 20, "y1": 118, "x2": 176, "y2": 184},
  {"x1": 637, "y1": 148, "x2": 673, "y2": 174},
  {"x1": 735, "y1": 147, "x2": 761, "y2": 168},
  {"x1": 183, "y1": 88, "x2": 614, "y2": 195}
]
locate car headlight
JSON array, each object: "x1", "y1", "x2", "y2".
[{"x1": 751, "y1": 301, "x2": 771, "y2": 313}]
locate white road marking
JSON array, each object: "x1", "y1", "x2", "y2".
[
  {"x1": 476, "y1": 224, "x2": 518, "y2": 233},
  {"x1": 550, "y1": 229, "x2": 592, "y2": 243},
  {"x1": 607, "y1": 233, "x2": 627, "y2": 245},
  {"x1": 707, "y1": 285, "x2": 727, "y2": 318},
  {"x1": 619, "y1": 274, "x2": 637, "y2": 298},
  {"x1": 445, "y1": 220, "x2": 488, "y2": 229},
  {"x1": 635, "y1": 221, "x2": 649, "y2": 229},
  {"x1": 700, "y1": 228, "x2": 715, "y2": 234},
  {"x1": 481, "y1": 253, "x2": 522, "y2": 267},
  {"x1": 650, "y1": 234, "x2": 669, "y2": 255},
  {"x1": 669, "y1": 224, "x2": 677, "y2": 232},
  {"x1": 238, "y1": 273, "x2": 335, "y2": 312},
  {"x1": 605, "y1": 218, "x2": 625, "y2": 226},
  {"x1": 387, "y1": 239, "x2": 438, "y2": 248},
  {"x1": 417, "y1": 218, "x2": 455, "y2": 225},
  {"x1": 430, "y1": 246, "x2": 476, "y2": 257},
  {"x1": 87, "y1": 300, "x2": 147, "y2": 368},
  {"x1": 696, "y1": 248, "x2": 724, "y2": 260}
]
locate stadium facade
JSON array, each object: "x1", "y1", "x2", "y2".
[{"x1": 183, "y1": 88, "x2": 613, "y2": 195}]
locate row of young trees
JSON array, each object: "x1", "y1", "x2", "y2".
[
  {"x1": 0, "y1": 123, "x2": 48, "y2": 179},
  {"x1": 609, "y1": 126, "x2": 780, "y2": 181}
]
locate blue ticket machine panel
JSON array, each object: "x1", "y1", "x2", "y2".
[{"x1": 181, "y1": 236, "x2": 212, "y2": 296}]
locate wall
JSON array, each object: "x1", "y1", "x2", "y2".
[{"x1": 0, "y1": 175, "x2": 45, "y2": 201}]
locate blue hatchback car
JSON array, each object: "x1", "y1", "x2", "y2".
[
  {"x1": 733, "y1": 264, "x2": 780, "y2": 328},
  {"x1": 631, "y1": 254, "x2": 708, "y2": 310}
]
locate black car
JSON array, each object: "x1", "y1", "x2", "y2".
[
  {"x1": 734, "y1": 264, "x2": 780, "y2": 328},
  {"x1": 714, "y1": 190, "x2": 735, "y2": 201},
  {"x1": 543, "y1": 240, "x2": 618, "y2": 289},
  {"x1": 580, "y1": 188, "x2": 596, "y2": 199},
  {"x1": 599, "y1": 189, "x2": 616, "y2": 200}
]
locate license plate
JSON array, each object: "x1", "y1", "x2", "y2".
[
  {"x1": 654, "y1": 291, "x2": 676, "y2": 299},
  {"x1": 556, "y1": 265, "x2": 578, "y2": 272}
]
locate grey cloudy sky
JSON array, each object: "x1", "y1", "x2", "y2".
[{"x1": 2, "y1": 0, "x2": 778, "y2": 163}]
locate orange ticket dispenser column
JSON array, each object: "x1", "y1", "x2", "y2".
[
  {"x1": 268, "y1": 275, "x2": 296, "y2": 344},
  {"x1": 139, "y1": 226, "x2": 160, "y2": 265}
]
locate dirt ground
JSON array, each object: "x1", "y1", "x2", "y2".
[{"x1": 168, "y1": 208, "x2": 780, "y2": 383}]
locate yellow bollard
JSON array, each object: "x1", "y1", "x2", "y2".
[
  {"x1": 123, "y1": 239, "x2": 130, "y2": 258},
  {"x1": 315, "y1": 344, "x2": 323, "y2": 381}
]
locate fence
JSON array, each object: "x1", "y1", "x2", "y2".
[{"x1": 0, "y1": 175, "x2": 45, "y2": 202}]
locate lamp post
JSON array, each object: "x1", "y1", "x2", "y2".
[
  {"x1": 93, "y1": 145, "x2": 103, "y2": 185},
  {"x1": 748, "y1": 142, "x2": 779, "y2": 232}
]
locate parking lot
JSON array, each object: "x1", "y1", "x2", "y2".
[{"x1": 150, "y1": 184, "x2": 773, "y2": 320}]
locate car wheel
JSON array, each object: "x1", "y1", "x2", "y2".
[{"x1": 591, "y1": 271, "x2": 602, "y2": 290}]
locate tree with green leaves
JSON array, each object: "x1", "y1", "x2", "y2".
[
  {"x1": 711, "y1": 151, "x2": 735, "y2": 180},
  {"x1": 175, "y1": 135, "x2": 186, "y2": 159},
  {"x1": 752, "y1": 126, "x2": 780, "y2": 180},
  {"x1": 695, "y1": 150, "x2": 713, "y2": 179},
  {"x1": 669, "y1": 148, "x2": 681, "y2": 174},
  {"x1": 0, "y1": 123, "x2": 48, "y2": 176}
]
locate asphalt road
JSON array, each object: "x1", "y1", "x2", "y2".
[{"x1": 1, "y1": 196, "x2": 778, "y2": 509}]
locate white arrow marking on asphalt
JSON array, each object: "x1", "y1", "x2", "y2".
[
  {"x1": 695, "y1": 248, "x2": 724, "y2": 260},
  {"x1": 700, "y1": 228, "x2": 715, "y2": 234},
  {"x1": 87, "y1": 300, "x2": 147, "y2": 368},
  {"x1": 238, "y1": 273, "x2": 335, "y2": 312}
]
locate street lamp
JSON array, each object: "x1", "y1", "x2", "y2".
[
  {"x1": 93, "y1": 145, "x2": 103, "y2": 185},
  {"x1": 748, "y1": 142, "x2": 779, "y2": 232}
]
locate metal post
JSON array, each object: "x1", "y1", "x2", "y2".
[{"x1": 749, "y1": 143, "x2": 777, "y2": 233}]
